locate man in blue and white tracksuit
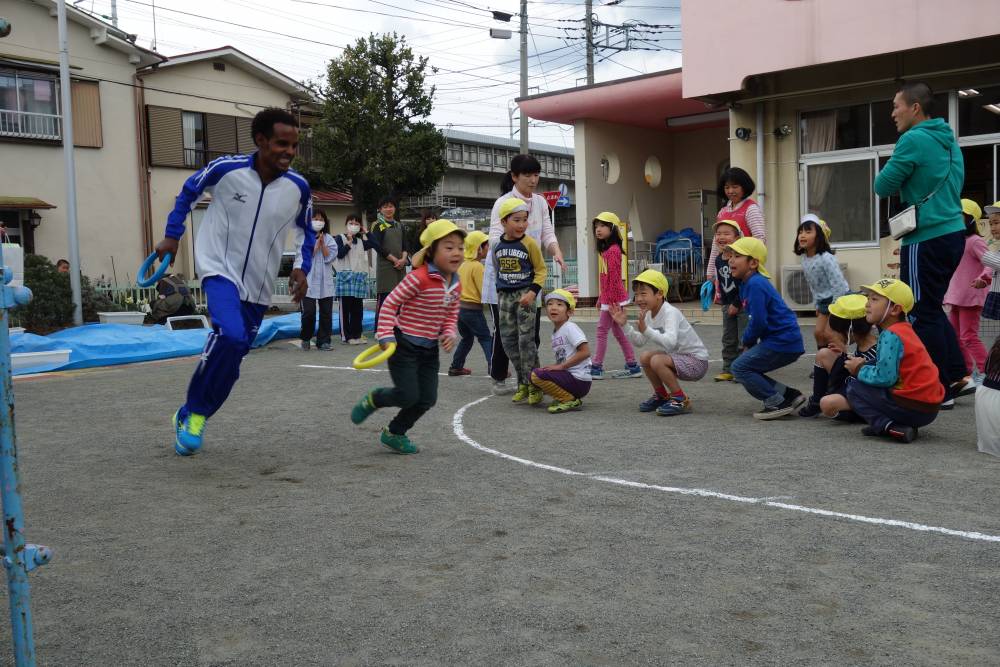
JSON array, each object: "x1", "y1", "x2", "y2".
[{"x1": 154, "y1": 108, "x2": 314, "y2": 456}]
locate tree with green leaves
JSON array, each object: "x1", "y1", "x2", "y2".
[{"x1": 310, "y1": 33, "x2": 447, "y2": 218}]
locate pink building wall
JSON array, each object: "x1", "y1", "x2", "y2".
[{"x1": 682, "y1": 0, "x2": 1000, "y2": 98}]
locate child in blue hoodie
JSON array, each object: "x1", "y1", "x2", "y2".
[{"x1": 728, "y1": 237, "x2": 806, "y2": 420}]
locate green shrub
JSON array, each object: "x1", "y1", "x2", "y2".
[{"x1": 14, "y1": 255, "x2": 122, "y2": 334}]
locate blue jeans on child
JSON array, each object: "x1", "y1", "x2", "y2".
[
  {"x1": 844, "y1": 377, "x2": 939, "y2": 434},
  {"x1": 183, "y1": 276, "x2": 267, "y2": 418},
  {"x1": 451, "y1": 306, "x2": 493, "y2": 371},
  {"x1": 731, "y1": 344, "x2": 802, "y2": 407}
]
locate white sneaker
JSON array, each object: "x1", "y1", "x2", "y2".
[
  {"x1": 348, "y1": 338, "x2": 362, "y2": 345},
  {"x1": 492, "y1": 379, "x2": 515, "y2": 396}
]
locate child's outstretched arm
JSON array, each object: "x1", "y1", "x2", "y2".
[
  {"x1": 856, "y1": 331, "x2": 903, "y2": 387},
  {"x1": 638, "y1": 308, "x2": 681, "y2": 351}
]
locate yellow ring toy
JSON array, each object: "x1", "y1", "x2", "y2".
[{"x1": 352, "y1": 342, "x2": 396, "y2": 369}]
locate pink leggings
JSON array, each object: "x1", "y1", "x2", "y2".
[
  {"x1": 593, "y1": 310, "x2": 636, "y2": 366},
  {"x1": 948, "y1": 305, "x2": 988, "y2": 374}
]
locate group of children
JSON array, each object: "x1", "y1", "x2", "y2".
[{"x1": 347, "y1": 194, "x2": 1000, "y2": 456}]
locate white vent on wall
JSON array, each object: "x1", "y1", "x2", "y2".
[
  {"x1": 465, "y1": 221, "x2": 476, "y2": 231},
  {"x1": 780, "y1": 264, "x2": 849, "y2": 311}
]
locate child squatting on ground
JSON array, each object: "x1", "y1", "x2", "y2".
[
  {"x1": 610, "y1": 269, "x2": 710, "y2": 416},
  {"x1": 727, "y1": 237, "x2": 807, "y2": 420},
  {"x1": 710, "y1": 220, "x2": 746, "y2": 382},
  {"x1": 529, "y1": 289, "x2": 593, "y2": 413},
  {"x1": 590, "y1": 211, "x2": 641, "y2": 379},
  {"x1": 448, "y1": 230, "x2": 493, "y2": 376},
  {"x1": 798, "y1": 293, "x2": 879, "y2": 418},
  {"x1": 820, "y1": 279, "x2": 944, "y2": 443},
  {"x1": 494, "y1": 198, "x2": 548, "y2": 405},
  {"x1": 350, "y1": 219, "x2": 465, "y2": 454}
]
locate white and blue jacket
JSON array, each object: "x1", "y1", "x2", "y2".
[{"x1": 165, "y1": 152, "x2": 314, "y2": 305}]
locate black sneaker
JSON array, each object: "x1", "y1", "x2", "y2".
[
  {"x1": 797, "y1": 400, "x2": 822, "y2": 418},
  {"x1": 886, "y1": 423, "x2": 918, "y2": 443},
  {"x1": 639, "y1": 395, "x2": 668, "y2": 413},
  {"x1": 951, "y1": 378, "x2": 977, "y2": 398},
  {"x1": 753, "y1": 389, "x2": 806, "y2": 420},
  {"x1": 940, "y1": 398, "x2": 955, "y2": 411}
]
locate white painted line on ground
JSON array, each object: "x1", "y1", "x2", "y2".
[
  {"x1": 299, "y1": 364, "x2": 474, "y2": 378},
  {"x1": 452, "y1": 395, "x2": 1000, "y2": 545}
]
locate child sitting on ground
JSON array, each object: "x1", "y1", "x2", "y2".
[
  {"x1": 728, "y1": 237, "x2": 807, "y2": 419},
  {"x1": 530, "y1": 289, "x2": 592, "y2": 413},
  {"x1": 976, "y1": 336, "x2": 1000, "y2": 457},
  {"x1": 448, "y1": 230, "x2": 493, "y2": 376},
  {"x1": 820, "y1": 279, "x2": 944, "y2": 443},
  {"x1": 350, "y1": 219, "x2": 464, "y2": 454},
  {"x1": 710, "y1": 220, "x2": 745, "y2": 382},
  {"x1": 609, "y1": 269, "x2": 709, "y2": 416},
  {"x1": 799, "y1": 293, "x2": 879, "y2": 417}
]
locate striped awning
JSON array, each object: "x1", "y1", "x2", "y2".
[{"x1": 0, "y1": 197, "x2": 57, "y2": 210}]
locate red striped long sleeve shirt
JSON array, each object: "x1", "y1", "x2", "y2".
[{"x1": 376, "y1": 264, "x2": 461, "y2": 345}]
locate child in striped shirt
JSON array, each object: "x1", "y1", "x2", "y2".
[{"x1": 351, "y1": 219, "x2": 465, "y2": 454}]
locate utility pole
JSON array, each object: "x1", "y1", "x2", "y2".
[
  {"x1": 585, "y1": 0, "x2": 594, "y2": 85},
  {"x1": 519, "y1": 0, "x2": 528, "y2": 153},
  {"x1": 110, "y1": 0, "x2": 118, "y2": 27},
  {"x1": 57, "y1": 0, "x2": 83, "y2": 326}
]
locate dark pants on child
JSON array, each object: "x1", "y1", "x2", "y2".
[
  {"x1": 184, "y1": 276, "x2": 267, "y2": 418},
  {"x1": 301, "y1": 296, "x2": 333, "y2": 345},
  {"x1": 732, "y1": 344, "x2": 802, "y2": 408},
  {"x1": 451, "y1": 306, "x2": 493, "y2": 371},
  {"x1": 372, "y1": 335, "x2": 439, "y2": 435},
  {"x1": 488, "y1": 303, "x2": 542, "y2": 382},
  {"x1": 339, "y1": 296, "x2": 364, "y2": 341},
  {"x1": 721, "y1": 306, "x2": 748, "y2": 373},
  {"x1": 900, "y1": 231, "x2": 967, "y2": 390},
  {"x1": 845, "y1": 377, "x2": 938, "y2": 433}
]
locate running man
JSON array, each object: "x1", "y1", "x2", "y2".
[{"x1": 154, "y1": 107, "x2": 313, "y2": 456}]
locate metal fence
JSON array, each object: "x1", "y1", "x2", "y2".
[{"x1": 0, "y1": 109, "x2": 61, "y2": 141}]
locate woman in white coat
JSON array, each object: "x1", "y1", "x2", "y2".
[{"x1": 300, "y1": 209, "x2": 338, "y2": 350}]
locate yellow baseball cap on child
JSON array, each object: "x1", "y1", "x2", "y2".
[
  {"x1": 498, "y1": 198, "x2": 529, "y2": 220},
  {"x1": 860, "y1": 278, "x2": 915, "y2": 314},
  {"x1": 828, "y1": 293, "x2": 867, "y2": 320},
  {"x1": 545, "y1": 288, "x2": 576, "y2": 310},
  {"x1": 463, "y1": 230, "x2": 488, "y2": 260},
  {"x1": 713, "y1": 219, "x2": 743, "y2": 237},
  {"x1": 632, "y1": 269, "x2": 669, "y2": 295},
  {"x1": 411, "y1": 219, "x2": 466, "y2": 268},
  {"x1": 962, "y1": 199, "x2": 983, "y2": 221},
  {"x1": 725, "y1": 237, "x2": 771, "y2": 278}
]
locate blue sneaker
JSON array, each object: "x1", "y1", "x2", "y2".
[
  {"x1": 610, "y1": 362, "x2": 643, "y2": 379},
  {"x1": 590, "y1": 364, "x2": 605, "y2": 380},
  {"x1": 639, "y1": 395, "x2": 667, "y2": 412},
  {"x1": 656, "y1": 396, "x2": 692, "y2": 416},
  {"x1": 351, "y1": 391, "x2": 377, "y2": 424},
  {"x1": 173, "y1": 409, "x2": 207, "y2": 456}
]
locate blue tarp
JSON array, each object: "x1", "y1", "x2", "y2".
[{"x1": 10, "y1": 310, "x2": 375, "y2": 376}]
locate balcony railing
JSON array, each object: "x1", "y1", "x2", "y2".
[{"x1": 0, "y1": 109, "x2": 61, "y2": 140}]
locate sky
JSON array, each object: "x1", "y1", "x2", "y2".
[{"x1": 76, "y1": 0, "x2": 682, "y2": 149}]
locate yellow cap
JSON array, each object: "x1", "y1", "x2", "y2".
[
  {"x1": 713, "y1": 219, "x2": 743, "y2": 237},
  {"x1": 725, "y1": 237, "x2": 771, "y2": 279},
  {"x1": 985, "y1": 201, "x2": 1000, "y2": 216},
  {"x1": 802, "y1": 213, "x2": 831, "y2": 240},
  {"x1": 632, "y1": 268, "x2": 669, "y2": 295},
  {"x1": 860, "y1": 278, "x2": 915, "y2": 314},
  {"x1": 828, "y1": 293, "x2": 867, "y2": 320},
  {"x1": 962, "y1": 199, "x2": 983, "y2": 222},
  {"x1": 544, "y1": 288, "x2": 576, "y2": 310},
  {"x1": 498, "y1": 198, "x2": 529, "y2": 220},
  {"x1": 411, "y1": 219, "x2": 466, "y2": 268},
  {"x1": 594, "y1": 211, "x2": 622, "y2": 227},
  {"x1": 463, "y1": 230, "x2": 488, "y2": 260}
]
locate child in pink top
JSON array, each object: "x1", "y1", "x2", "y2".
[
  {"x1": 590, "y1": 212, "x2": 640, "y2": 379},
  {"x1": 944, "y1": 200, "x2": 993, "y2": 375}
]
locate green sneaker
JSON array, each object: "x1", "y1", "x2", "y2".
[
  {"x1": 380, "y1": 428, "x2": 419, "y2": 454},
  {"x1": 351, "y1": 391, "x2": 377, "y2": 424},
  {"x1": 511, "y1": 384, "x2": 530, "y2": 403},
  {"x1": 547, "y1": 398, "x2": 582, "y2": 414},
  {"x1": 527, "y1": 385, "x2": 544, "y2": 405}
]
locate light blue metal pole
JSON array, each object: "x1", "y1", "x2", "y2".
[{"x1": 0, "y1": 244, "x2": 49, "y2": 666}]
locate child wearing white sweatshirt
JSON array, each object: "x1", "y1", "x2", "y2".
[{"x1": 610, "y1": 269, "x2": 710, "y2": 416}]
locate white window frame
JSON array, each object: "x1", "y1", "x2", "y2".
[{"x1": 800, "y1": 151, "x2": 880, "y2": 249}]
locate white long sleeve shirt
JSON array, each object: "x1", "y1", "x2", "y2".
[
  {"x1": 624, "y1": 302, "x2": 710, "y2": 360},
  {"x1": 305, "y1": 233, "x2": 337, "y2": 299},
  {"x1": 482, "y1": 188, "x2": 558, "y2": 305}
]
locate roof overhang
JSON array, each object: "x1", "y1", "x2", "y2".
[
  {"x1": 31, "y1": 0, "x2": 164, "y2": 67},
  {"x1": 517, "y1": 69, "x2": 724, "y2": 132},
  {"x1": 0, "y1": 197, "x2": 57, "y2": 210},
  {"x1": 142, "y1": 46, "x2": 312, "y2": 102}
]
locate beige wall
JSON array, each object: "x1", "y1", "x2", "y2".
[{"x1": 2, "y1": 0, "x2": 147, "y2": 280}]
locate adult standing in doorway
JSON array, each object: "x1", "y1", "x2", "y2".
[
  {"x1": 874, "y1": 81, "x2": 971, "y2": 406},
  {"x1": 484, "y1": 154, "x2": 566, "y2": 394},
  {"x1": 369, "y1": 195, "x2": 408, "y2": 331}
]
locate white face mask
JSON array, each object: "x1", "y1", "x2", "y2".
[
  {"x1": 311, "y1": 220, "x2": 325, "y2": 232},
  {"x1": 347, "y1": 223, "x2": 361, "y2": 234}
]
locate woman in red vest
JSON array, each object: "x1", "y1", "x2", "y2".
[{"x1": 706, "y1": 167, "x2": 766, "y2": 281}]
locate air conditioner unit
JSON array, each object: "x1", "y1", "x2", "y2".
[{"x1": 780, "y1": 264, "x2": 848, "y2": 311}]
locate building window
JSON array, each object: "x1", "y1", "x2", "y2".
[
  {"x1": 182, "y1": 111, "x2": 206, "y2": 168},
  {"x1": 958, "y1": 84, "x2": 1000, "y2": 137},
  {"x1": 448, "y1": 142, "x2": 462, "y2": 162},
  {"x1": 464, "y1": 145, "x2": 475, "y2": 164},
  {"x1": 0, "y1": 70, "x2": 60, "y2": 140},
  {"x1": 804, "y1": 158, "x2": 875, "y2": 244}
]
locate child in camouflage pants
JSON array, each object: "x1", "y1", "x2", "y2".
[{"x1": 494, "y1": 198, "x2": 548, "y2": 404}]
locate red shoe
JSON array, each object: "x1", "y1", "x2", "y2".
[{"x1": 448, "y1": 368, "x2": 472, "y2": 376}]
